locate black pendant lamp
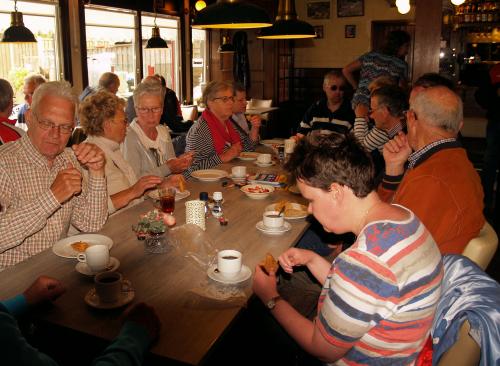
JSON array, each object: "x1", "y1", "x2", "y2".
[
  {"x1": 145, "y1": 0, "x2": 168, "y2": 49},
  {"x1": 192, "y1": 0, "x2": 272, "y2": 29},
  {"x1": 1, "y1": 0, "x2": 37, "y2": 43},
  {"x1": 258, "y1": 0, "x2": 316, "y2": 39}
]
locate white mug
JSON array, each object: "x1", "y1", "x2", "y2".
[
  {"x1": 232, "y1": 166, "x2": 247, "y2": 178},
  {"x1": 217, "y1": 250, "x2": 242, "y2": 279},
  {"x1": 263, "y1": 210, "x2": 285, "y2": 229},
  {"x1": 77, "y1": 245, "x2": 109, "y2": 272},
  {"x1": 257, "y1": 153, "x2": 271, "y2": 164}
]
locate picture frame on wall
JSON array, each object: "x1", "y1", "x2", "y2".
[
  {"x1": 307, "y1": 1, "x2": 330, "y2": 20},
  {"x1": 313, "y1": 25, "x2": 324, "y2": 39},
  {"x1": 337, "y1": 0, "x2": 364, "y2": 17},
  {"x1": 345, "y1": 25, "x2": 356, "y2": 38}
]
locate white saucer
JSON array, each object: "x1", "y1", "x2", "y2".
[
  {"x1": 84, "y1": 284, "x2": 135, "y2": 310},
  {"x1": 254, "y1": 161, "x2": 275, "y2": 167},
  {"x1": 75, "y1": 257, "x2": 120, "y2": 276},
  {"x1": 256, "y1": 221, "x2": 291, "y2": 235},
  {"x1": 207, "y1": 264, "x2": 252, "y2": 284}
]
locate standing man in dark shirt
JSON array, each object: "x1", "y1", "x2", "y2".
[{"x1": 296, "y1": 70, "x2": 354, "y2": 136}]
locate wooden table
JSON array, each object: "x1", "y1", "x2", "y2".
[{"x1": 0, "y1": 159, "x2": 309, "y2": 365}]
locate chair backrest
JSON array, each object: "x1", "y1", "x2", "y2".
[
  {"x1": 247, "y1": 98, "x2": 273, "y2": 121},
  {"x1": 181, "y1": 105, "x2": 198, "y2": 122},
  {"x1": 462, "y1": 221, "x2": 498, "y2": 270},
  {"x1": 437, "y1": 320, "x2": 481, "y2": 366}
]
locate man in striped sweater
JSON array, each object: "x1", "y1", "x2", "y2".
[{"x1": 253, "y1": 133, "x2": 443, "y2": 365}]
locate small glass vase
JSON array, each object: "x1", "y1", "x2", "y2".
[{"x1": 144, "y1": 231, "x2": 170, "y2": 254}]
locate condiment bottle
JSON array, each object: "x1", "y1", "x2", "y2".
[
  {"x1": 199, "y1": 191, "x2": 210, "y2": 218},
  {"x1": 211, "y1": 191, "x2": 223, "y2": 218}
]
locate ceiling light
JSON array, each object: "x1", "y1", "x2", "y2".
[
  {"x1": 195, "y1": 0, "x2": 207, "y2": 11},
  {"x1": 258, "y1": 0, "x2": 316, "y2": 39},
  {"x1": 450, "y1": 0, "x2": 465, "y2": 5},
  {"x1": 145, "y1": 0, "x2": 168, "y2": 49},
  {"x1": 192, "y1": 0, "x2": 272, "y2": 29},
  {"x1": 397, "y1": 3, "x2": 411, "y2": 14},
  {"x1": 1, "y1": 0, "x2": 36, "y2": 43}
]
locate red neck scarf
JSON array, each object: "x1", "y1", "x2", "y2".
[{"x1": 203, "y1": 109, "x2": 241, "y2": 155}]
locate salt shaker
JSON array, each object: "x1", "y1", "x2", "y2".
[{"x1": 211, "y1": 191, "x2": 223, "y2": 218}]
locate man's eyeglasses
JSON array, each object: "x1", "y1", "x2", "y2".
[
  {"x1": 136, "y1": 106, "x2": 162, "y2": 114},
  {"x1": 212, "y1": 96, "x2": 234, "y2": 103},
  {"x1": 35, "y1": 114, "x2": 74, "y2": 135},
  {"x1": 329, "y1": 85, "x2": 346, "y2": 92}
]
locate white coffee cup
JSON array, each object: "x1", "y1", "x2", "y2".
[
  {"x1": 284, "y1": 138, "x2": 296, "y2": 154},
  {"x1": 257, "y1": 153, "x2": 271, "y2": 164},
  {"x1": 217, "y1": 250, "x2": 242, "y2": 279},
  {"x1": 232, "y1": 165, "x2": 247, "y2": 178},
  {"x1": 263, "y1": 211, "x2": 285, "y2": 229},
  {"x1": 77, "y1": 245, "x2": 109, "y2": 272},
  {"x1": 94, "y1": 271, "x2": 130, "y2": 303}
]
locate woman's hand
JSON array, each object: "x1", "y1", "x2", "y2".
[
  {"x1": 132, "y1": 175, "x2": 162, "y2": 198},
  {"x1": 252, "y1": 265, "x2": 279, "y2": 303},
  {"x1": 278, "y1": 248, "x2": 316, "y2": 274},
  {"x1": 220, "y1": 142, "x2": 242, "y2": 162}
]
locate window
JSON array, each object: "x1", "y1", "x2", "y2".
[
  {"x1": 0, "y1": 0, "x2": 62, "y2": 104},
  {"x1": 141, "y1": 14, "x2": 180, "y2": 94},
  {"x1": 84, "y1": 6, "x2": 136, "y2": 97},
  {"x1": 192, "y1": 29, "x2": 207, "y2": 104}
]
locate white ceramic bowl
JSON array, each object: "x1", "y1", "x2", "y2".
[
  {"x1": 263, "y1": 211, "x2": 285, "y2": 228},
  {"x1": 240, "y1": 184, "x2": 275, "y2": 200}
]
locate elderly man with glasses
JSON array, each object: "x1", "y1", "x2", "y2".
[
  {"x1": 296, "y1": 70, "x2": 354, "y2": 137},
  {"x1": 0, "y1": 81, "x2": 108, "y2": 269}
]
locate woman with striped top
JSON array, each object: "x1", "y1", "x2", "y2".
[
  {"x1": 253, "y1": 133, "x2": 442, "y2": 365},
  {"x1": 184, "y1": 80, "x2": 256, "y2": 177}
]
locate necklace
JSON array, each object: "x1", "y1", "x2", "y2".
[{"x1": 357, "y1": 200, "x2": 381, "y2": 235}]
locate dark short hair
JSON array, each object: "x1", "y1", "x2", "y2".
[
  {"x1": 285, "y1": 132, "x2": 375, "y2": 197},
  {"x1": 371, "y1": 85, "x2": 409, "y2": 118},
  {"x1": 233, "y1": 81, "x2": 246, "y2": 95},
  {"x1": 382, "y1": 30, "x2": 411, "y2": 56},
  {"x1": 414, "y1": 73, "x2": 456, "y2": 91}
]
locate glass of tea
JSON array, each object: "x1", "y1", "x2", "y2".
[{"x1": 158, "y1": 187, "x2": 176, "y2": 214}]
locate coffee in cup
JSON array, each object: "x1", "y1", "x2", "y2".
[
  {"x1": 263, "y1": 210, "x2": 285, "y2": 229},
  {"x1": 257, "y1": 153, "x2": 272, "y2": 164},
  {"x1": 77, "y1": 245, "x2": 109, "y2": 272},
  {"x1": 94, "y1": 271, "x2": 130, "y2": 303},
  {"x1": 231, "y1": 166, "x2": 247, "y2": 178},
  {"x1": 217, "y1": 250, "x2": 242, "y2": 279}
]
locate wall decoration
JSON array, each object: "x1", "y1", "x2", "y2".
[
  {"x1": 313, "y1": 25, "x2": 324, "y2": 39},
  {"x1": 345, "y1": 24, "x2": 356, "y2": 38},
  {"x1": 307, "y1": 1, "x2": 330, "y2": 20},
  {"x1": 337, "y1": 0, "x2": 364, "y2": 17}
]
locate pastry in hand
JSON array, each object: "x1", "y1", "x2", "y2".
[
  {"x1": 178, "y1": 177, "x2": 186, "y2": 192},
  {"x1": 260, "y1": 253, "x2": 279, "y2": 275}
]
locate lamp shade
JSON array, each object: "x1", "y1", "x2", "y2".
[
  {"x1": 192, "y1": 0, "x2": 272, "y2": 29},
  {"x1": 1, "y1": 11, "x2": 36, "y2": 43},
  {"x1": 257, "y1": 0, "x2": 316, "y2": 40},
  {"x1": 145, "y1": 26, "x2": 168, "y2": 49}
]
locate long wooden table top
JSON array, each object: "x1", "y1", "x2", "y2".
[{"x1": 0, "y1": 158, "x2": 309, "y2": 365}]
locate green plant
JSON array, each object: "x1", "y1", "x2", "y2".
[{"x1": 132, "y1": 209, "x2": 167, "y2": 237}]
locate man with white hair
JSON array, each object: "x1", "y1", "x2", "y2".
[
  {"x1": 16, "y1": 74, "x2": 46, "y2": 128},
  {"x1": 0, "y1": 81, "x2": 108, "y2": 269},
  {"x1": 379, "y1": 86, "x2": 484, "y2": 254}
]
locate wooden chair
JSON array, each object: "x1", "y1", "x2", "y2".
[{"x1": 462, "y1": 221, "x2": 498, "y2": 270}]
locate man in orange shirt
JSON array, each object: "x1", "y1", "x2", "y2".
[{"x1": 379, "y1": 86, "x2": 484, "y2": 254}]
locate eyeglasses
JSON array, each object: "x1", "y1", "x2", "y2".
[
  {"x1": 136, "y1": 106, "x2": 162, "y2": 114},
  {"x1": 329, "y1": 85, "x2": 346, "y2": 92},
  {"x1": 35, "y1": 114, "x2": 74, "y2": 135},
  {"x1": 212, "y1": 96, "x2": 234, "y2": 103}
]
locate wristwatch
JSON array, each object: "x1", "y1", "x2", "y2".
[{"x1": 266, "y1": 295, "x2": 282, "y2": 310}]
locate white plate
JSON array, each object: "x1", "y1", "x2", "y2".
[
  {"x1": 147, "y1": 189, "x2": 191, "y2": 201},
  {"x1": 84, "y1": 283, "x2": 135, "y2": 310},
  {"x1": 53, "y1": 234, "x2": 114, "y2": 259},
  {"x1": 238, "y1": 152, "x2": 260, "y2": 161},
  {"x1": 75, "y1": 257, "x2": 120, "y2": 276},
  {"x1": 207, "y1": 264, "x2": 252, "y2": 284},
  {"x1": 191, "y1": 169, "x2": 228, "y2": 182},
  {"x1": 265, "y1": 203, "x2": 308, "y2": 220},
  {"x1": 260, "y1": 139, "x2": 284, "y2": 146},
  {"x1": 256, "y1": 221, "x2": 292, "y2": 235},
  {"x1": 254, "y1": 161, "x2": 275, "y2": 167}
]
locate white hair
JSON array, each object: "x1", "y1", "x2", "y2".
[{"x1": 31, "y1": 81, "x2": 78, "y2": 120}]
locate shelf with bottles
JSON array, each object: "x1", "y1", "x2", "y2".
[{"x1": 452, "y1": 0, "x2": 499, "y2": 25}]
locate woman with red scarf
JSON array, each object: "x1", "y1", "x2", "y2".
[{"x1": 184, "y1": 80, "x2": 256, "y2": 176}]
